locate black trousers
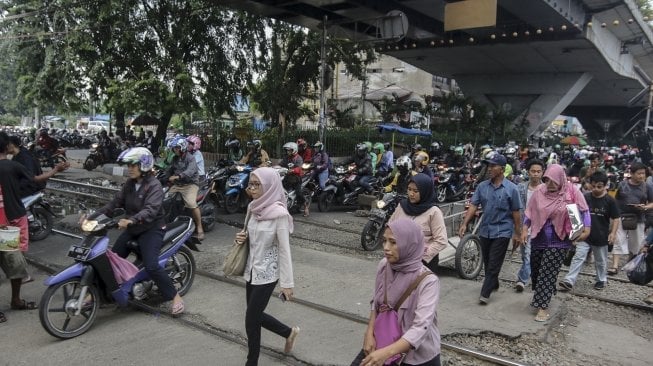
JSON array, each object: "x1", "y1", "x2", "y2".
[
  {"x1": 351, "y1": 349, "x2": 441, "y2": 366},
  {"x1": 112, "y1": 228, "x2": 177, "y2": 301},
  {"x1": 479, "y1": 237, "x2": 510, "y2": 298},
  {"x1": 245, "y1": 280, "x2": 292, "y2": 366}
]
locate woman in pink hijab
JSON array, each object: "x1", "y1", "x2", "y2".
[
  {"x1": 234, "y1": 167, "x2": 299, "y2": 365},
  {"x1": 521, "y1": 164, "x2": 590, "y2": 322}
]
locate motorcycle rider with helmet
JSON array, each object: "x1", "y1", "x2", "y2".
[
  {"x1": 363, "y1": 141, "x2": 377, "y2": 172},
  {"x1": 239, "y1": 139, "x2": 269, "y2": 167},
  {"x1": 186, "y1": 135, "x2": 206, "y2": 181},
  {"x1": 409, "y1": 143, "x2": 422, "y2": 161},
  {"x1": 97, "y1": 129, "x2": 116, "y2": 164},
  {"x1": 374, "y1": 142, "x2": 394, "y2": 178},
  {"x1": 311, "y1": 141, "x2": 330, "y2": 190},
  {"x1": 86, "y1": 147, "x2": 185, "y2": 316},
  {"x1": 36, "y1": 128, "x2": 60, "y2": 165},
  {"x1": 342, "y1": 143, "x2": 374, "y2": 194},
  {"x1": 280, "y1": 142, "x2": 306, "y2": 214},
  {"x1": 384, "y1": 155, "x2": 413, "y2": 194},
  {"x1": 225, "y1": 134, "x2": 243, "y2": 161},
  {"x1": 413, "y1": 151, "x2": 433, "y2": 179},
  {"x1": 165, "y1": 136, "x2": 204, "y2": 240},
  {"x1": 297, "y1": 138, "x2": 312, "y2": 163}
]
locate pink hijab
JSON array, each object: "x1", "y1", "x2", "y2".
[
  {"x1": 525, "y1": 164, "x2": 588, "y2": 239},
  {"x1": 373, "y1": 219, "x2": 425, "y2": 308},
  {"x1": 248, "y1": 167, "x2": 293, "y2": 232}
]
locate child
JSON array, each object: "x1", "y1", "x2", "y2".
[{"x1": 559, "y1": 171, "x2": 619, "y2": 291}]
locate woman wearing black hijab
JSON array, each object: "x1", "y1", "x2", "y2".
[{"x1": 389, "y1": 173, "x2": 448, "y2": 272}]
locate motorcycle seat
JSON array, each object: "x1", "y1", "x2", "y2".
[
  {"x1": 162, "y1": 220, "x2": 189, "y2": 244},
  {"x1": 21, "y1": 192, "x2": 44, "y2": 207}
]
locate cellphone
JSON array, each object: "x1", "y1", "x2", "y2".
[{"x1": 278, "y1": 292, "x2": 287, "y2": 302}]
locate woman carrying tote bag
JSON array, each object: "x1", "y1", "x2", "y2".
[{"x1": 234, "y1": 167, "x2": 299, "y2": 366}]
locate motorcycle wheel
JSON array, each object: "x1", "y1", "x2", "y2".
[
  {"x1": 39, "y1": 277, "x2": 100, "y2": 339},
  {"x1": 435, "y1": 185, "x2": 447, "y2": 203},
  {"x1": 224, "y1": 193, "x2": 240, "y2": 214},
  {"x1": 201, "y1": 202, "x2": 216, "y2": 232},
  {"x1": 361, "y1": 220, "x2": 384, "y2": 251},
  {"x1": 318, "y1": 191, "x2": 334, "y2": 212},
  {"x1": 167, "y1": 246, "x2": 196, "y2": 296},
  {"x1": 29, "y1": 207, "x2": 53, "y2": 242},
  {"x1": 83, "y1": 157, "x2": 97, "y2": 171},
  {"x1": 455, "y1": 234, "x2": 483, "y2": 280}
]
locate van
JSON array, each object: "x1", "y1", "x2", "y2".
[{"x1": 87, "y1": 120, "x2": 110, "y2": 133}]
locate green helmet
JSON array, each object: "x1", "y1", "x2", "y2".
[
  {"x1": 363, "y1": 141, "x2": 373, "y2": 150},
  {"x1": 372, "y1": 142, "x2": 384, "y2": 153}
]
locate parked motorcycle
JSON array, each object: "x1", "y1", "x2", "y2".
[
  {"x1": 21, "y1": 191, "x2": 56, "y2": 241},
  {"x1": 360, "y1": 193, "x2": 404, "y2": 251},
  {"x1": 318, "y1": 164, "x2": 380, "y2": 212},
  {"x1": 39, "y1": 209, "x2": 198, "y2": 339},
  {"x1": 224, "y1": 164, "x2": 253, "y2": 214}
]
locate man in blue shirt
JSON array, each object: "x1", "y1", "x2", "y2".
[{"x1": 458, "y1": 153, "x2": 522, "y2": 305}]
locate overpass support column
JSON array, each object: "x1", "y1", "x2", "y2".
[{"x1": 456, "y1": 72, "x2": 593, "y2": 136}]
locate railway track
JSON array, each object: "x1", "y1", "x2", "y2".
[{"x1": 25, "y1": 252, "x2": 528, "y2": 366}]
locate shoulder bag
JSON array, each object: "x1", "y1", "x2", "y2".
[
  {"x1": 374, "y1": 269, "x2": 432, "y2": 366},
  {"x1": 222, "y1": 208, "x2": 251, "y2": 276},
  {"x1": 618, "y1": 182, "x2": 643, "y2": 230}
]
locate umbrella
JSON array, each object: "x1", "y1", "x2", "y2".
[
  {"x1": 560, "y1": 136, "x2": 587, "y2": 146},
  {"x1": 131, "y1": 114, "x2": 161, "y2": 126}
]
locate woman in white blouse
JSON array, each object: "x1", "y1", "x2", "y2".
[{"x1": 235, "y1": 167, "x2": 299, "y2": 365}]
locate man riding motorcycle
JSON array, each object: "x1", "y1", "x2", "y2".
[
  {"x1": 297, "y1": 138, "x2": 313, "y2": 163},
  {"x1": 280, "y1": 142, "x2": 306, "y2": 213},
  {"x1": 342, "y1": 143, "x2": 374, "y2": 194},
  {"x1": 374, "y1": 142, "x2": 393, "y2": 178},
  {"x1": 384, "y1": 155, "x2": 413, "y2": 195},
  {"x1": 239, "y1": 139, "x2": 269, "y2": 167},
  {"x1": 36, "y1": 128, "x2": 59, "y2": 164},
  {"x1": 311, "y1": 141, "x2": 330, "y2": 189}
]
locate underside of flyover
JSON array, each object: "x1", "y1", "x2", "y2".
[{"x1": 217, "y1": 0, "x2": 653, "y2": 138}]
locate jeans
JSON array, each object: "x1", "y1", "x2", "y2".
[
  {"x1": 516, "y1": 237, "x2": 531, "y2": 284},
  {"x1": 564, "y1": 242, "x2": 608, "y2": 284},
  {"x1": 112, "y1": 228, "x2": 177, "y2": 301},
  {"x1": 245, "y1": 280, "x2": 292, "y2": 366},
  {"x1": 479, "y1": 237, "x2": 510, "y2": 298},
  {"x1": 359, "y1": 175, "x2": 373, "y2": 192},
  {"x1": 317, "y1": 169, "x2": 329, "y2": 189}
]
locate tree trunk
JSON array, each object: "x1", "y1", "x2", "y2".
[
  {"x1": 155, "y1": 112, "x2": 173, "y2": 152},
  {"x1": 114, "y1": 110, "x2": 126, "y2": 139}
]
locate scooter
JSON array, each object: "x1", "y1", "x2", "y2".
[
  {"x1": 223, "y1": 164, "x2": 252, "y2": 214},
  {"x1": 21, "y1": 192, "x2": 56, "y2": 241},
  {"x1": 38, "y1": 209, "x2": 199, "y2": 339},
  {"x1": 360, "y1": 193, "x2": 404, "y2": 251}
]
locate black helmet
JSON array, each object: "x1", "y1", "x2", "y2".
[
  {"x1": 356, "y1": 143, "x2": 368, "y2": 152},
  {"x1": 383, "y1": 142, "x2": 391, "y2": 151}
]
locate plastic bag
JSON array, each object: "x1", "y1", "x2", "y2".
[
  {"x1": 622, "y1": 253, "x2": 644, "y2": 273},
  {"x1": 106, "y1": 250, "x2": 140, "y2": 284},
  {"x1": 626, "y1": 253, "x2": 653, "y2": 285}
]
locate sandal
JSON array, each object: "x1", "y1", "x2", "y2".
[
  {"x1": 171, "y1": 299, "x2": 185, "y2": 317},
  {"x1": 21, "y1": 275, "x2": 34, "y2": 284},
  {"x1": 193, "y1": 232, "x2": 205, "y2": 241},
  {"x1": 0, "y1": 311, "x2": 6, "y2": 323},
  {"x1": 534, "y1": 310, "x2": 550, "y2": 322},
  {"x1": 11, "y1": 300, "x2": 37, "y2": 310},
  {"x1": 284, "y1": 326, "x2": 301, "y2": 353},
  {"x1": 607, "y1": 267, "x2": 618, "y2": 275}
]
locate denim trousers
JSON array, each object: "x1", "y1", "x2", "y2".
[
  {"x1": 112, "y1": 228, "x2": 177, "y2": 301},
  {"x1": 479, "y1": 237, "x2": 510, "y2": 298},
  {"x1": 564, "y1": 242, "x2": 608, "y2": 284},
  {"x1": 516, "y1": 236, "x2": 531, "y2": 284},
  {"x1": 245, "y1": 280, "x2": 291, "y2": 366}
]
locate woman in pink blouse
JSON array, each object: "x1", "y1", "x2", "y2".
[{"x1": 353, "y1": 218, "x2": 441, "y2": 366}]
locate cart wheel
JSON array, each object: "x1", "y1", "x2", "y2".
[{"x1": 455, "y1": 234, "x2": 483, "y2": 280}]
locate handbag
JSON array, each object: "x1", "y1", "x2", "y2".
[
  {"x1": 565, "y1": 203, "x2": 584, "y2": 241},
  {"x1": 621, "y1": 213, "x2": 638, "y2": 231},
  {"x1": 222, "y1": 208, "x2": 251, "y2": 276},
  {"x1": 106, "y1": 250, "x2": 140, "y2": 284},
  {"x1": 374, "y1": 269, "x2": 432, "y2": 365}
]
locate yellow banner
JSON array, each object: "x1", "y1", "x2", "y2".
[{"x1": 444, "y1": 0, "x2": 497, "y2": 31}]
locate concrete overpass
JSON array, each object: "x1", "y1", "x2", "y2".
[{"x1": 216, "y1": 0, "x2": 653, "y2": 141}]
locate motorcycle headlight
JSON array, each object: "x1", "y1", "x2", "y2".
[
  {"x1": 302, "y1": 163, "x2": 312, "y2": 170},
  {"x1": 91, "y1": 143, "x2": 99, "y2": 149},
  {"x1": 236, "y1": 165, "x2": 245, "y2": 172},
  {"x1": 376, "y1": 200, "x2": 386, "y2": 209},
  {"x1": 81, "y1": 220, "x2": 99, "y2": 232}
]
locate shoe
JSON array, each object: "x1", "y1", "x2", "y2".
[
  {"x1": 558, "y1": 281, "x2": 573, "y2": 291},
  {"x1": 21, "y1": 275, "x2": 34, "y2": 284},
  {"x1": 593, "y1": 281, "x2": 605, "y2": 290},
  {"x1": 643, "y1": 294, "x2": 653, "y2": 305},
  {"x1": 514, "y1": 282, "x2": 525, "y2": 293},
  {"x1": 171, "y1": 299, "x2": 185, "y2": 317},
  {"x1": 284, "y1": 326, "x2": 300, "y2": 353},
  {"x1": 10, "y1": 300, "x2": 37, "y2": 310},
  {"x1": 607, "y1": 267, "x2": 618, "y2": 275},
  {"x1": 479, "y1": 296, "x2": 489, "y2": 305},
  {"x1": 534, "y1": 309, "x2": 550, "y2": 322}
]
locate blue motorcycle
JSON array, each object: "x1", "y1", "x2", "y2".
[
  {"x1": 38, "y1": 210, "x2": 199, "y2": 339},
  {"x1": 223, "y1": 163, "x2": 252, "y2": 214}
]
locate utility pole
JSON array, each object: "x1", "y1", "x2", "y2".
[
  {"x1": 361, "y1": 69, "x2": 367, "y2": 125},
  {"x1": 318, "y1": 15, "x2": 328, "y2": 144},
  {"x1": 645, "y1": 84, "x2": 653, "y2": 132}
]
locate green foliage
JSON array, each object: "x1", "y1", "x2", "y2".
[{"x1": 0, "y1": 114, "x2": 21, "y2": 126}]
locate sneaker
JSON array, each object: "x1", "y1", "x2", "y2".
[
  {"x1": 593, "y1": 281, "x2": 605, "y2": 290},
  {"x1": 558, "y1": 281, "x2": 573, "y2": 291},
  {"x1": 514, "y1": 282, "x2": 525, "y2": 293},
  {"x1": 479, "y1": 296, "x2": 489, "y2": 305}
]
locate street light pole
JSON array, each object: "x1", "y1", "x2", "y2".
[{"x1": 318, "y1": 15, "x2": 328, "y2": 144}]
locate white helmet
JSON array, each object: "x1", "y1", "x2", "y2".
[
  {"x1": 283, "y1": 142, "x2": 298, "y2": 155},
  {"x1": 396, "y1": 155, "x2": 412, "y2": 170},
  {"x1": 117, "y1": 147, "x2": 155, "y2": 172}
]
